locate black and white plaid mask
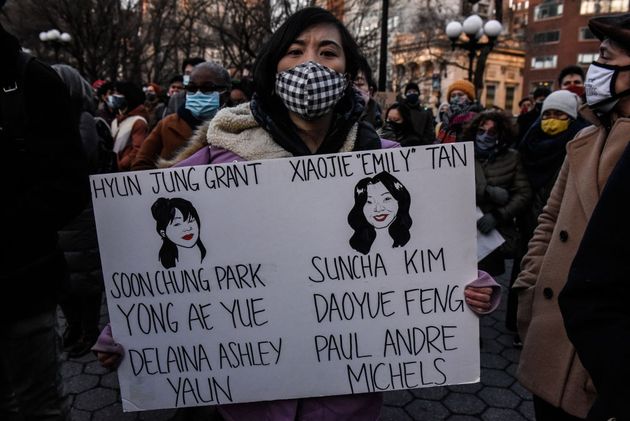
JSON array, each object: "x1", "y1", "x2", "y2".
[{"x1": 275, "y1": 61, "x2": 347, "y2": 120}]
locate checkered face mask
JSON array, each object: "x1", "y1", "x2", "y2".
[{"x1": 275, "y1": 61, "x2": 347, "y2": 120}]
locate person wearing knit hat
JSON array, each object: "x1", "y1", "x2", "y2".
[
  {"x1": 447, "y1": 79, "x2": 476, "y2": 102},
  {"x1": 539, "y1": 90, "x2": 581, "y2": 135},
  {"x1": 513, "y1": 12, "x2": 630, "y2": 421},
  {"x1": 437, "y1": 79, "x2": 480, "y2": 143}
]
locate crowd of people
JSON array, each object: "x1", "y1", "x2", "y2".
[{"x1": 2, "y1": 1, "x2": 630, "y2": 420}]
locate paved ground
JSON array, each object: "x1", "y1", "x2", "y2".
[{"x1": 59, "y1": 262, "x2": 534, "y2": 421}]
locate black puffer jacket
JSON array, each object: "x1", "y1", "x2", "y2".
[
  {"x1": 0, "y1": 24, "x2": 89, "y2": 321},
  {"x1": 475, "y1": 148, "x2": 532, "y2": 270}
]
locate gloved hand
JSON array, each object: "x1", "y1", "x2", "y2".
[
  {"x1": 477, "y1": 213, "x2": 497, "y2": 234},
  {"x1": 485, "y1": 185, "x2": 510, "y2": 206}
]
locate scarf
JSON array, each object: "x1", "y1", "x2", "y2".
[
  {"x1": 519, "y1": 117, "x2": 590, "y2": 190},
  {"x1": 250, "y1": 88, "x2": 381, "y2": 156}
]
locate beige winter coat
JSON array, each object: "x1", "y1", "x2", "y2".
[{"x1": 514, "y1": 107, "x2": 630, "y2": 417}]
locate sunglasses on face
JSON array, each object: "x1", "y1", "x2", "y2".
[{"x1": 185, "y1": 83, "x2": 229, "y2": 94}]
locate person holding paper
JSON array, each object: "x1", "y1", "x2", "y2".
[
  {"x1": 466, "y1": 110, "x2": 532, "y2": 277},
  {"x1": 94, "y1": 7, "x2": 501, "y2": 420}
]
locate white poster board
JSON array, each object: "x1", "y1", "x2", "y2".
[{"x1": 91, "y1": 143, "x2": 479, "y2": 411}]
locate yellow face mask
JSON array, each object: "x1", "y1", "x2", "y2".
[{"x1": 541, "y1": 118, "x2": 570, "y2": 135}]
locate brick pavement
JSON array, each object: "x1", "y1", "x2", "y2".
[{"x1": 59, "y1": 264, "x2": 533, "y2": 421}]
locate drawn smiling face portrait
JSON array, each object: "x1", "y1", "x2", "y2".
[
  {"x1": 348, "y1": 171, "x2": 413, "y2": 255},
  {"x1": 162, "y1": 208, "x2": 200, "y2": 248},
  {"x1": 363, "y1": 181, "x2": 399, "y2": 229},
  {"x1": 151, "y1": 197, "x2": 206, "y2": 269}
]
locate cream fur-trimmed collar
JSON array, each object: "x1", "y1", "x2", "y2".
[{"x1": 160, "y1": 102, "x2": 359, "y2": 166}]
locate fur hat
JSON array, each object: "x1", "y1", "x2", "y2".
[
  {"x1": 589, "y1": 14, "x2": 630, "y2": 48},
  {"x1": 541, "y1": 90, "x2": 580, "y2": 119},
  {"x1": 447, "y1": 80, "x2": 476, "y2": 101}
]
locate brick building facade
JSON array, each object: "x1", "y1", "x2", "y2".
[{"x1": 522, "y1": 0, "x2": 627, "y2": 95}]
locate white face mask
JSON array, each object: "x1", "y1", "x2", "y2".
[{"x1": 585, "y1": 62, "x2": 630, "y2": 114}]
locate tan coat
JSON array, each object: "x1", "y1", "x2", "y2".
[{"x1": 514, "y1": 107, "x2": 630, "y2": 418}]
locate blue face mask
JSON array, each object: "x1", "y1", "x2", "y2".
[
  {"x1": 185, "y1": 91, "x2": 220, "y2": 120},
  {"x1": 475, "y1": 132, "x2": 498, "y2": 151}
]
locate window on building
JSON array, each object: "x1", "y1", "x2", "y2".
[
  {"x1": 580, "y1": 0, "x2": 629, "y2": 15},
  {"x1": 579, "y1": 27, "x2": 597, "y2": 40},
  {"x1": 533, "y1": 30, "x2": 561, "y2": 43},
  {"x1": 531, "y1": 55, "x2": 558, "y2": 69},
  {"x1": 534, "y1": 0, "x2": 563, "y2": 20},
  {"x1": 505, "y1": 86, "x2": 516, "y2": 111},
  {"x1": 578, "y1": 53, "x2": 599, "y2": 65},
  {"x1": 485, "y1": 84, "x2": 496, "y2": 107}
]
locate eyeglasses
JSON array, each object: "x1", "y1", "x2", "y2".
[{"x1": 185, "y1": 83, "x2": 229, "y2": 94}]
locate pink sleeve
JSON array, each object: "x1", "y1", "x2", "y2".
[
  {"x1": 466, "y1": 270, "x2": 502, "y2": 315},
  {"x1": 91, "y1": 323, "x2": 124, "y2": 356}
]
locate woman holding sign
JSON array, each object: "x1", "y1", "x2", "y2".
[{"x1": 94, "y1": 7, "x2": 501, "y2": 420}]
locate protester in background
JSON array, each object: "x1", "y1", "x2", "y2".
[
  {"x1": 435, "y1": 101, "x2": 449, "y2": 136},
  {"x1": 465, "y1": 110, "x2": 531, "y2": 276},
  {"x1": 54, "y1": 65, "x2": 100, "y2": 169},
  {"x1": 95, "y1": 80, "x2": 115, "y2": 125},
  {"x1": 518, "y1": 97, "x2": 533, "y2": 116},
  {"x1": 513, "y1": 14, "x2": 630, "y2": 420},
  {"x1": 517, "y1": 86, "x2": 551, "y2": 143},
  {"x1": 506, "y1": 89, "x2": 589, "y2": 346},
  {"x1": 379, "y1": 102, "x2": 422, "y2": 146},
  {"x1": 132, "y1": 62, "x2": 231, "y2": 171},
  {"x1": 91, "y1": 79, "x2": 106, "y2": 95},
  {"x1": 558, "y1": 65, "x2": 585, "y2": 91},
  {"x1": 163, "y1": 57, "x2": 205, "y2": 117},
  {"x1": 144, "y1": 82, "x2": 165, "y2": 132},
  {"x1": 399, "y1": 82, "x2": 435, "y2": 144},
  {"x1": 0, "y1": 18, "x2": 89, "y2": 420},
  {"x1": 354, "y1": 55, "x2": 383, "y2": 129},
  {"x1": 227, "y1": 78, "x2": 252, "y2": 107},
  {"x1": 437, "y1": 79, "x2": 480, "y2": 143},
  {"x1": 167, "y1": 75, "x2": 184, "y2": 97},
  {"x1": 94, "y1": 7, "x2": 501, "y2": 420},
  {"x1": 53, "y1": 64, "x2": 104, "y2": 358},
  {"x1": 110, "y1": 81, "x2": 148, "y2": 171}
]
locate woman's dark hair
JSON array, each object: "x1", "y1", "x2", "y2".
[
  {"x1": 114, "y1": 81, "x2": 145, "y2": 111},
  {"x1": 348, "y1": 172, "x2": 412, "y2": 255},
  {"x1": 463, "y1": 110, "x2": 516, "y2": 149},
  {"x1": 385, "y1": 102, "x2": 414, "y2": 131},
  {"x1": 151, "y1": 197, "x2": 206, "y2": 269},
  {"x1": 253, "y1": 7, "x2": 363, "y2": 109},
  {"x1": 356, "y1": 54, "x2": 376, "y2": 91}
]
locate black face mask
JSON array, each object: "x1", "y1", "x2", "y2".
[
  {"x1": 405, "y1": 93, "x2": 419, "y2": 105},
  {"x1": 387, "y1": 121, "x2": 404, "y2": 133},
  {"x1": 146, "y1": 92, "x2": 157, "y2": 102}
]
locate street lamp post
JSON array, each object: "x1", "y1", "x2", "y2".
[
  {"x1": 445, "y1": 16, "x2": 502, "y2": 99},
  {"x1": 39, "y1": 29, "x2": 71, "y2": 62}
]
